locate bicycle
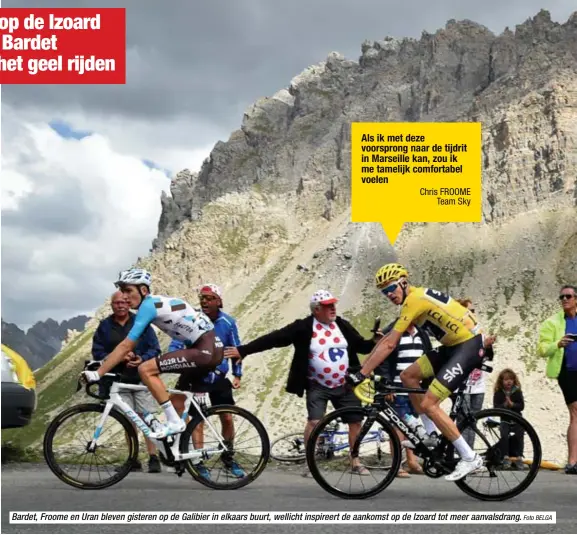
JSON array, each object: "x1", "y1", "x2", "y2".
[
  {"x1": 43, "y1": 361, "x2": 270, "y2": 490},
  {"x1": 306, "y1": 356, "x2": 542, "y2": 501},
  {"x1": 270, "y1": 419, "x2": 390, "y2": 468}
]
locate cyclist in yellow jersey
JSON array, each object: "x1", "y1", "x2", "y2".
[{"x1": 347, "y1": 263, "x2": 495, "y2": 481}]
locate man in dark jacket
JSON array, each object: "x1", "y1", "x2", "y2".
[
  {"x1": 224, "y1": 290, "x2": 379, "y2": 476},
  {"x1": 92, "y1": 291, "x2": 162, "y2": 472}
]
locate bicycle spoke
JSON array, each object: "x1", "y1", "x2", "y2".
[
  {"x1": 181, "y1": 406, "x2": 269, "y2": 490},
  {"x1": 454, "y1": 409, "x2": 541, "y2": 501},
  {"x1": 44, "y1": 404, "x2": 138, "y2": 489},
  {"x1": 307, "y1": 408, "x2": 400, "y2": 499}
]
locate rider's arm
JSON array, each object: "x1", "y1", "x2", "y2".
[
  {"x1": 360, "y1": 328, "x2": 403, "y2": 376},
  {"x1": 97, "y1": 298, "x2": 156, "y2": 376},
  {"x1": 137, "y1": 325, "x2": 161, "y2": 361},
  {"x1": 236, "y1": 319, "x2": 302, "y2": 359}
]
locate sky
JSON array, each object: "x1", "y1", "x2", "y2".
[{"x1": 1, "y1": 0, "x2": 575, "y2": 329}]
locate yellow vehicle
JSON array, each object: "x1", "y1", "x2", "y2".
[{"x1": 1, "y1": 344, "x2": 36, "y2": 429}]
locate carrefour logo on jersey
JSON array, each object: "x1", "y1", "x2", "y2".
[{"x1": 328, "y1": 348, "x2": 346, "y2": 362}]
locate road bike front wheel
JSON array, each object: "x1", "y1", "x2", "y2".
[
  {"x1": 306, "y1": 407, "x2": 401, "y2": 499},
  {"x1": 179, "y1": 405, "x2": 270, "y2": 490},
  {"x1": 43, "y1": 403, "x2": 139, "y2": 490},
  {"x1": 453, "y1": 408, "x2": 542, "y2": 501}
]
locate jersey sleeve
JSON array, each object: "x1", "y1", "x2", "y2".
[
  {"x1": 392, "y1": 295, "x2": 420, "y2": 333},
  {"x1": 127, "y1": 298, "x2": 158, "y2": 342}
]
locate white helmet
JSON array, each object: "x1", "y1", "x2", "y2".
[{"x1": 115, "y1": 268, "x2": 152, "y2": 288}]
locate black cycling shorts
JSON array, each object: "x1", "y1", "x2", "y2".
[
  {"x1": 416, "y1": 334, "x2": 485, "y2": 401},
  {"x1": 156, "y1": 331, "x2": 223, "y2": 375}
]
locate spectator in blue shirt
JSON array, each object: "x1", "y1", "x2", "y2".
[
  {"x1": 170, "y1": 283, "x2": 244, "y2": 479},
  {"x1": 92, "y1": 291, "x2": 162, "y2": 473}
]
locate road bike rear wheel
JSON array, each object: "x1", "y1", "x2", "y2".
[
  {"x1": 454, "y1": 408, "x2": 542, "y2": 501},
  {"x1": 270, "y1": 432, "x2": 307, "y2": 463},
  {"x1": 43, "y1": 403, "x2": 139, "y2": 490},
  {"x1": 306, "y1": 407, "x2": 401, "y2": 499},
  {"x1": 180, "y1": 405, "x2": 270, "y2": 490}
]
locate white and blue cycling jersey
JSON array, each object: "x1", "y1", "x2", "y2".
[{"x1": 127, "y1": 295, "x2": 213, "y2": 347}]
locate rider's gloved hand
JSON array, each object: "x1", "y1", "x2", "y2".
[
  {"x1": 80, "y1": 370, "x2": 101, "y2": 384},
  {"x1": 345, "y1": 370, "x2": 367, "y2": 387}
]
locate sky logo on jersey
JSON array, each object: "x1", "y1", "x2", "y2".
[{"x1": 328, "y1": 348, "x2": 345, "y2": 362}]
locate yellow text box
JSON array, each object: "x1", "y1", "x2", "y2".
[{"x1": 351, "y1": 122, "x2": 482, "y2": 244}]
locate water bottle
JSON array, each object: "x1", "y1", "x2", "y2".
[{"x1": 403, "y1": 414, "x2": 428, "y2": 440}]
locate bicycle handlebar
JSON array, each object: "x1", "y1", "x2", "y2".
[
  {"x1": 76, "y1": 360, "x2": 122, "y2": 400},
  {"x1": 353, "y1": 348, "x2": 494, "y2": 404}
]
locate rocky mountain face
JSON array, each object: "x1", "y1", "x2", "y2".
[
  {"x1": 1, "y1": 316, "x2": 90, "y2": 370},
  {"x1": 154, "y1": 9, "x2": 576, "y2": 248},
  {"x1": 7, "y1": 10, "x2": 576, "y2": 465}
]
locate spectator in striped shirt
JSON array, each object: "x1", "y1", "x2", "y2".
[{"x1": 378, "y1": 320, "x2": 432, "y2": 477}]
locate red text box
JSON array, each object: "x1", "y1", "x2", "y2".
[{"x1": 0, "y1": 8, "x2": 125, "y2": 84}]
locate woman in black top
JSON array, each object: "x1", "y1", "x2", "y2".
[{"x1": 493, "y1": 368, "x2": 526, "y2": 470}]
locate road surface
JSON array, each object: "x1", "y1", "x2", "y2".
[{"x1": 1, "y1": 464, "x2": 575, "y2": 534}]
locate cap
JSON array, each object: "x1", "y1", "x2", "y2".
[
  {"x1": 198, "y1": 283, "x2": 223, "y2": 300},
  {"x1": 310, "y1": 290, "x2": 338, "y2": 306}
]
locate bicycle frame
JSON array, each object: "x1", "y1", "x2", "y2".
[
  {"x1": 88, "y1": 374, "x2": 229, "y2": 463},
  {"x1": 353, "y1": 381, "x2": 484, "y2": 465}
]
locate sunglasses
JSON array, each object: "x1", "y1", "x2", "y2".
[
  {"x1": 199, "y1": 294, "x2": 219, "y2": 302},
  {"x1": 559, "y1": 294, "x2": 575, "y2": 301},
  {"x1": 380, "y1": 281, "x2": 399, "y2": 296}
]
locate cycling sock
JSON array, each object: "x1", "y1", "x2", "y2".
[
  {"x1": 452, "y1": 436, "x2": 475, "y2": 462},
  {"x1": 420, "y1": 414, "x2": 438, "y2": 435},
  {"x1": 160, "y1": 401, "x2": 181, "y2": 425}
]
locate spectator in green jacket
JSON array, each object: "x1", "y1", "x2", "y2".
[{"x1": 537, "y1": 284, "x2": 577, "y2": 475}]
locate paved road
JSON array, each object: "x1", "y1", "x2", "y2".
[{"x1": 1, "y1": 464, "x2": 575, "y2": 534}]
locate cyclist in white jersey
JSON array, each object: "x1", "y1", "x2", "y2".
[{"x1": 81, "y1": 268, "x2": 223, "y2": 437}]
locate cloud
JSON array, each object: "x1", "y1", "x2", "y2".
[
  {"x1": 1, "y1": 0, "x2": 575, "y2": 328},
  {"x1": 1, "y1": 106, "x2": 168, "y2": 327}
]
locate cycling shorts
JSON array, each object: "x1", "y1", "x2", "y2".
[
  {"x1": 416, "y1": 334, "x2": 485, "y2": 401},
  {"x1": 156, "y1": 331, "x2": 223, "y2": 374}
]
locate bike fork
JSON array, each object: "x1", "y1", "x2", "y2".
[
  {"x1": 88, "y1": 402, "x2": 114, "y2": 451},
  {"x1": 351, "y1": 409, "x2": 378, "y2": 459}
]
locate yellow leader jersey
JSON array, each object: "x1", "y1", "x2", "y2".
[{"x1": 393, "y1": 287, "x2": 482, "y2": 346}]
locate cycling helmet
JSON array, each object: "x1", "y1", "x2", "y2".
[
  {"x1": 115, "y1": 268, "x2": 152, "y2": 288},
  {"x1": 375, "y1": 263, "x2": 408, "y2": 289}
]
